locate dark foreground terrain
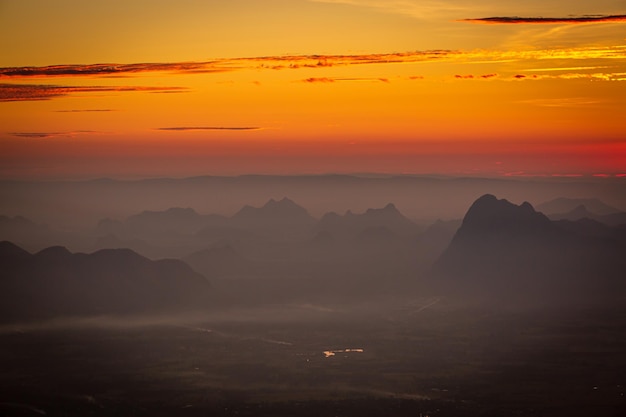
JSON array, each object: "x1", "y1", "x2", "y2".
[{"x1": 1, "y1": 299, "x2": 624, "y2": 417}]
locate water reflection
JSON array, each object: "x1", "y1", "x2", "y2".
[{"x1": 323, "y1": 348, "x2": 364, "y2": 358}]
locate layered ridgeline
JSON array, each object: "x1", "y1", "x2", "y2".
[
  {"x1": 0, "y1": 241, "x2": 211, "y2": 321},
  {"x1": 433, "y1": 194, "x2": 626, "y2": 303},
  {"x1": 318, "y1": 203, "x2": 420, "y2": 238}
]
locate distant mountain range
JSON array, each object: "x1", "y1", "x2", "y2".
[
  {"x1": 0, "y1": 242, "x2": 211, "y2": 321},
  {"x1": 434, "y1": 194, "x2": 626, "y2": 304},
  {"x1": 318, "y1": 203, "x2": 420, "y2": 237},
  {"x1": 536, "y1": 197, "x2": 623, "y2": 216}
]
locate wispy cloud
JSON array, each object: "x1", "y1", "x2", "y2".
[
  {"x1": 0, "y1": 62, "x2": 230, "y2": 78},
  {"x1": 516, "y1": 97, "x2": 604, "y2": 107},
  {"x1": 512, "y1": 72, "x2": 626, "y2": 81},
  {"x1": 0, "y1": 51, "x2": 454, "y2": 79},
  {"x1": 1, "y1": 46, "x2": 624, "y2": 82},
  {"x1": 156, "y1": 126, "x2": 262, "y2": 132},
  {"x1": 462, "y1": 14, "x2": 626, "y2": 24},
  {"x1": 0, "y1": 83, "x2": 188, "y2": 102},
  {"x1": 10, "y1": 130, "x2": 100, "y2": 138},
  {"x1": 54, "y1": 109, "x2": 116, "y2": 113},
  {"x1": 302, "y1": 77, "x2": 390, "y2": 83},
  {"x1": 454, "y1": 73, "x2": 498, "y2": 79}
]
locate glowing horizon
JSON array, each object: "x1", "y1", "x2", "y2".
[{"x1": 1, "y1": 0, "x2": 625, "y2": 179}]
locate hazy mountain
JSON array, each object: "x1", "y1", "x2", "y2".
[
  {"x1": 536, "y1": 197, "x2": 622, "y2": 216},
  {"x1": 319, "y1": 203, "x2": 420, "y2": 237},
  {"x1": 433, "y1": 194, "x2": 626, "y2": 303},
  {"x1": 547, "y1": 204, "x2": 626, "y2": 227},
  {"x1": 230, "y1": 197, "x2": 316, "y2": 239},
  {"x1": 0, "y1": 242, "x2": 211, "y2": 321},
  {"x1": 414, "y1": 218, "x2": 462, "y2": 265},
  {"x1": 0, "y1": 215, "x2": 54, "y2": 250},
  {"x1": 6, "y1": 175, "x2": 625, "y2": 232},
  {"x1": 98, "y1": 207, "x2": 228, "y2": 238}
]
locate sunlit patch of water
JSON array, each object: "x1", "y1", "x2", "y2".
[{"x1": 323, "y1": 348, "x2": 364, "y2": 358}]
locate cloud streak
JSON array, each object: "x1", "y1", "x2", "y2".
[
  {"x1": 0, "y1": 83, "x2": 187, "y2": 102},
  {"x1": 0, "y1": 62, "x2": 230, "y2": 78},
  {"x1": 0, "y1": 51, "x2": 453, "y2": 79},
  {"x1": 462, "y1": 14, "x2": 626, "y2": 25},
  {"x1": 10, "y1": 130, "x2": 100, "y2": 138},
  {"x1": 302, "y1": 77, "x2": 390, "y2": 83},
  {"x1": 156, "y1": 127, "x2": 262, "y2": 132},
  {"x1": 54, "y1": 109, "x2": 116, "y2": 113},
  {"x1": 1, "y1": 46, "x2": 624, "y2": 83}
]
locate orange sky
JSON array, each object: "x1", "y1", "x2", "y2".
[{"x1": 1, "y1": 0, "x2": 625, "y2": 179}]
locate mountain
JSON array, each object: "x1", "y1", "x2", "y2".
[
  {"x1": 547, "y1": 204, "x2": 626, "y2": 227},
  {"x1": 230, "y1": 198, "x2": 317, "y2": 238},
  {"x1": 0, "y1": 242, "x2": 211, "y2": 321},
  {"x1": 98, "y1": 207, "x2": 228, "y2": 237},
  {"x1": 319, "y1": 203, "x2": 419, "y2": 237},
  {"x1": 536, "y1": 197, "x2": 622, "y2": 216},
  {"x1": 433, "y1": 195, "x2": 626, "y2": 303}
]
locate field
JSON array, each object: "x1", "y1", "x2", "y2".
[{"x1": 1, "y1": 298, "x2": 625, "y2": 417}]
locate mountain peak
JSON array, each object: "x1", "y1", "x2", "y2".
[
  {"x1": 461, "y1": 194, "x2": 550, "y2": 235},
  {"x1": 35, "y1": 245, "x2": 72, "y2": 259},
  {"x1": 262, "y1": 197, "x2": 298, "y2": 209}
]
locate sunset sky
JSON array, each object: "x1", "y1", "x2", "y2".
[{"x1": 1, "y1": 0, "x2": 625, "y2": 179}]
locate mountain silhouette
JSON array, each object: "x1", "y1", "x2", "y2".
[
  {"x1": 547, "y1": 204, "x2": 626, "y2": 227},
  {"x1": 0, "y1": 241, "x2": 211, "y2": 321},
  {"x1": 230, "y1": 198, "x2": 316, "y2": 238},
  {"x1": 433, "y1": 194, "x2": 626, "y2": 303},
  {"x1": 319, "y1": 203, "x2": 419, "y2": 237},
  {"x1": 536, "y1": 197, "x2": 622, "y2": 216},
  {"x1": 99, "y1": 207, "x2": 228, "y2": 237}
]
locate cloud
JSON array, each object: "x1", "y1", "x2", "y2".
[
  {"x1": 54, "y1": 109, "x2": 116, "y2": 113},
  {"x1": 511, "y1": 72, "x2": 626, "y2": 81},
  {"x1": 462, "y1": 14, "x2": 626, "y2": 24},
  {"x1": 0, "y1": 83, "x2": 188, "y2": 102},
  {"x1": 516, "y1": 97, "x2": 604, "y2": 107},
  {"x1": 156, "y1": 127, "x2": 262, "y2": 132},
  {"x1": 454, "y1": 73, "x2": 498, "y2": 79},
  {"x1": 0, "y1": 51, "x2": 455, "y2": 79},
  {"x1": 10, "y1": 130, "x2": 100, "y2": 138},
  {"x1": 0, "y1": 62, "x2": 230, "y2": 78},
  {"x1": 302, "y1": 77, "x2": 390, "y2": 83},
  {"x1": 1, "y1": 46, "x2": 624, "y2": 84},
  {"x1": 303, "y1": 77, "x2": 336, "y2": 83}
]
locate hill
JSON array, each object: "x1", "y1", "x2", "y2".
[{"x1": 0, "y1": 242, "x2": 211, "y2": 321}]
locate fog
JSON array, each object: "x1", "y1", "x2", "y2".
[{"x1": 1, "y1": 174, "x2": 625, "y2": 416}]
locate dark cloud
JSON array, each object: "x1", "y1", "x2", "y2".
[
  {"x1": 10, "y1": 130, "x2": 99, "y2": 138},
  {"x1": 0, "y1": 62, "x2": 229, "y2": 78},
  {"x1": 0, "y1": 51, "x2": 455, "y2": 79},
  {"x1": 303, "y1": 77, "x2": 336, "y2": 83},
  {"x1": 0, "y1": 83, "x2": 187, "y2": 102},
  {"x1": 453, "y1": 73, "x2": 498, "y2": 80},
  {"x1": 54, "y1": 109, "x2": 116, "y2": 113},
  {"x1": 461, "y1": 14, "x2": 626, "y2": 24},
  {"x1": 156, "y1": 127, "x2": 262, "y2": 132}
]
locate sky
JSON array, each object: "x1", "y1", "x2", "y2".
[{"x1": 1, "y1": 0, "x2": 625, "y2": 179}]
